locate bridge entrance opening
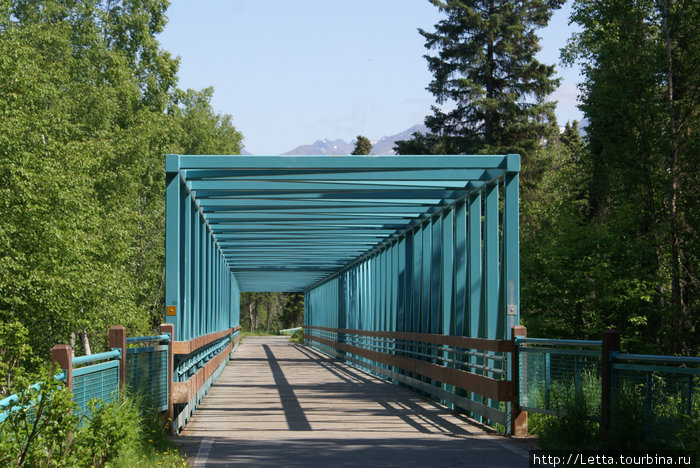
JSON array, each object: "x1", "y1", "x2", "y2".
[{"x1": 164, "y1": 154, "x2": 520, "y2": 431}]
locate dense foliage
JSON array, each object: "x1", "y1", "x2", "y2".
[
  {"x1": 240, "y1": 292, "x2": 304, "y2": 334},
  {"x1": 0, "y1": 0, "x2": 243, "y2": 380},
  {"x1": 401, "y1": 0, "x2": 698, "y2": 354},
  {"x1": 0, "y1": 369, "x2": 188, "y2": 467},
  {"x1": 525, "y1": 0, "x2": 699, "y2": 354}
]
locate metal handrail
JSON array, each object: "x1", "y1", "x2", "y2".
[
  {"x1": 516, "y1": 337, "x2": 602, "y2": 347},
  {"x1": 0, "y1": 393, "x2": 20, "y2": 409},
  {"x1": 314, "y1": 329, "x2": 508, "y2": 359},
  {"x1": 126, "y1": 334, "x2": 171, "y2": 344},
  {"x1": 176, "y1": 337, "x2": 230, "y2": 378},
  {"x1": 72, "y1": 348, "x2": 121, "y2": 366},
  {"x1": 611, "y1": 352, "x2": 700, "y2": 366}
]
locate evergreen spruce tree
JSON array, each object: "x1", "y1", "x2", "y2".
[
  {"x1": 351, "y1": 135, "x2": 373, "y2": 155},
  {"x1": 396, "y1": 0, "x2": 564, "y2": 157}
]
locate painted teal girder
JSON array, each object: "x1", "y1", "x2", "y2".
[{"x1": 165, "y1": 154, "x2": 519, "y2": 342}]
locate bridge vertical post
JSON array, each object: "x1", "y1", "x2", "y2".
[
  {"x1": 160, "y1": 323, "x2": 175, "y2": 426},
  {"x1": 165, "y1": 154, "x2": 182, "y2": 340},
  {"x1": 502, "y1": 155, "x2": 520, "y2": 332},
  {"x1": 51, "y1": 345, "x2": 73, "y2": 391},
  {"x1": 601, "y1": 329, "x2": 620, "y2": 442},
  {"x1": 511, "y1": 325, "x2": 527, "y2": 436},
  {"x1": 109, "y1": 326, "x2": 127, "y2": 389}
]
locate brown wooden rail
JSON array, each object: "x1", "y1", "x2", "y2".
[
  {"x1": 173, "y1": 325, "x2": 241, "y2": 355},
  {"x1": 172, "y1": 333, "x2": 240, "y2": 404},
  {"x1": 305, "y1": 325, "x2": 514, "y2": 353},
  {"x1": 304, "y1": 326, "x2": 512, "y2": 402}
]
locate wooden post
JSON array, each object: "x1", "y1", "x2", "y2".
[
  {"x1": 511, "y1": 325, "x2": 527, "y2": 436},
  {"x1": 601, "y1": 329, "x2": 620, "y2": 442},
  {"x1": 51, "y1": 345, "x2": 73, "y2": 391},
  {"x1": 160, "y1": 323, "x2": 175, "y2": 425},
  {"x1": 109, "y1": 326, "x2": 127, "y2": 389}
]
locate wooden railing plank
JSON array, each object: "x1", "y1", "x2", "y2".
[
  {"x1": 173, "y1": 326, "x2": 240, "y2": 355},
  {"x1": 305, "y1": 333, "x2": 511, "y2": 401},
  {"x1": 305, "y1": 325, "x2": 514, "y2": 353}
]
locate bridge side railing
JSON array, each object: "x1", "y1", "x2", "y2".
[
  {"x1": 305, "y1": 325, "x2": 522, "y2": 434},
  {"x1": 49, "y1": 326, "x2": 172, "y2": 419},
  {"x1": 516, "y1": 336, "x2": 603, "y2": 420},
  {"x1": 515, "y1": 330, "x2": 700, "y2": 442},
  {"x1": 1, "y1": 327, "x2": 170, "y2": 425},
  {"x1": 170, "y1": 325, "x2": 240, "y2": 432},
  {"x1": 610, "y1": 352, "x2": 700, "y2": 443},
  {"x1": 1, "y1": 323, "x2": 240, "y2": 433}
]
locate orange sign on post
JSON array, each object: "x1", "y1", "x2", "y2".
[{"x1": 166, "y1": 306, "x2": 177, "y2": 316}]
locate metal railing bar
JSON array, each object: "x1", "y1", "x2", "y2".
[
  {"x1": 73, "y1": 360, "x2": 120, "y2": 378},
  {"x1": 310, "y1": 333, "x2": 507, "y2": 376},
  {"x1": 518, "y1": 347, "x2": 601, "y2": 357},
  {"x1": 516, "y1": 337, "x2": 602, "y2": 347},
  {"x1": 611, "y1": 353, "x2": 700, "y2": 366},
  {"x1": 126, "y1": 344, "x2": 168, "y2": 355},
  {"x1": 612, "y1": 362, "x2": 700, "y2": 375},
  {"x1": 72, "y1": 349, "x2": 121, "y2": 367},
  {"x1": 313, "y1": 331, "x2": 507, "y2": 361},
  {"x1": 126, "y1": 334, "x2": 171, "y2": 344}
]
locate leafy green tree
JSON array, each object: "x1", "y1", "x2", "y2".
[
  {"x1": 0, "y1": 0, "x2": 245, "y2": 361},
  {"x1": 351, "y1": 135, "x2": 372, "y2": 155},
  {"x1": 0, "y1": 321, "x2": 37, "y2": 395},
  {"x1": 240, "y1": 292, "x2": 303, "y2": 332},
  {"x1": 561, "y1": 0, "x2": 699, "y2": 353},
  {"x1": 169, "y1": 87, "x2": 244, "y2": 155},
  {"x1": 281, "y1": 293, "x2": 304, "y2": 329},
  {"x1": 395, "y1": 0, "x2": 563, "y2": 161}
]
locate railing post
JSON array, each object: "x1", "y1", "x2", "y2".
[
  {"x1": 109, "y1": 326, "x2": 127, "y2": 390},
  {"x1": 51, "y1": 345, "x2": 73, "y2": 391},
  {"x1": 160, "y1": 323, "x2": 175, "y2": 426},
  {"x1": 511, "y1": 325, "x2": 527, "y2": 436},
  {"x1": 601, "y1": 329, "x2": 620, "y2": 442}
]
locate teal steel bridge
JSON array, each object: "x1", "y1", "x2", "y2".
[
  {"x1": 2, "y1": 154, "x2": 697, "y2": 443},
  {"x1": 163, "y1": 153, "x2": 522, "y2": 431}
]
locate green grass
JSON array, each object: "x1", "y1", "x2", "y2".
[
  {"x1": 103, "y1": 392, "x2": 190, "y2": 467},
  {"x1": 528, "y1": 387, "x2": 599, "y2": 450}
]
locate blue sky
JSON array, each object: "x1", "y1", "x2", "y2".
[{"x1": 159, "y1": 1, "x2": 583, "y2": 155}]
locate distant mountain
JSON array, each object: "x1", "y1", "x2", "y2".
[
  {"x1": 370, "y1": 124, "x2": 428, "y2": 155},
  {"x1": 283, "y1": 139, "x2": 354, "y2": 156},
  {"x1": 280, "y1": 124, "x2": 429, "y2": 156}
]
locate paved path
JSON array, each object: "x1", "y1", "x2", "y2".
[{"x1": 176, "y1": 336, "x2": 530, "y2": 467}]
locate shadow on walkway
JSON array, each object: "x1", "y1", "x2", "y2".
[{"x1": 175, "y1": 336, "x2": 529, "y2": 467}]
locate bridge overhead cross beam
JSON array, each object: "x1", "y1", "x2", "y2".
[{"x1": 165, "y1": 153, "x2": 519, "y2": 343}]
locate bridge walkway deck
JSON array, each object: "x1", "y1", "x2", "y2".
[{"x1": 176, "y1": 336, "x2": 530, "y2": 467}]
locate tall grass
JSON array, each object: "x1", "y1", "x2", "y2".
[
  {"x1": 529, "y1": 370, "x2": 700, "y2": 455},
  {"x1": 528, "y1": 373, "x2": 600, "y2": 450}
]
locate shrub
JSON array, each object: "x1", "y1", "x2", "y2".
[
  {"x1": 0, "y1": 366, "x2": 80, "y2": 467},
  {"x1": 289, "y1": 329, "x2": 304, "y2": 345},
  {"x1": 0, "y1": 372, "x2": 186, "y2": 467}
]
